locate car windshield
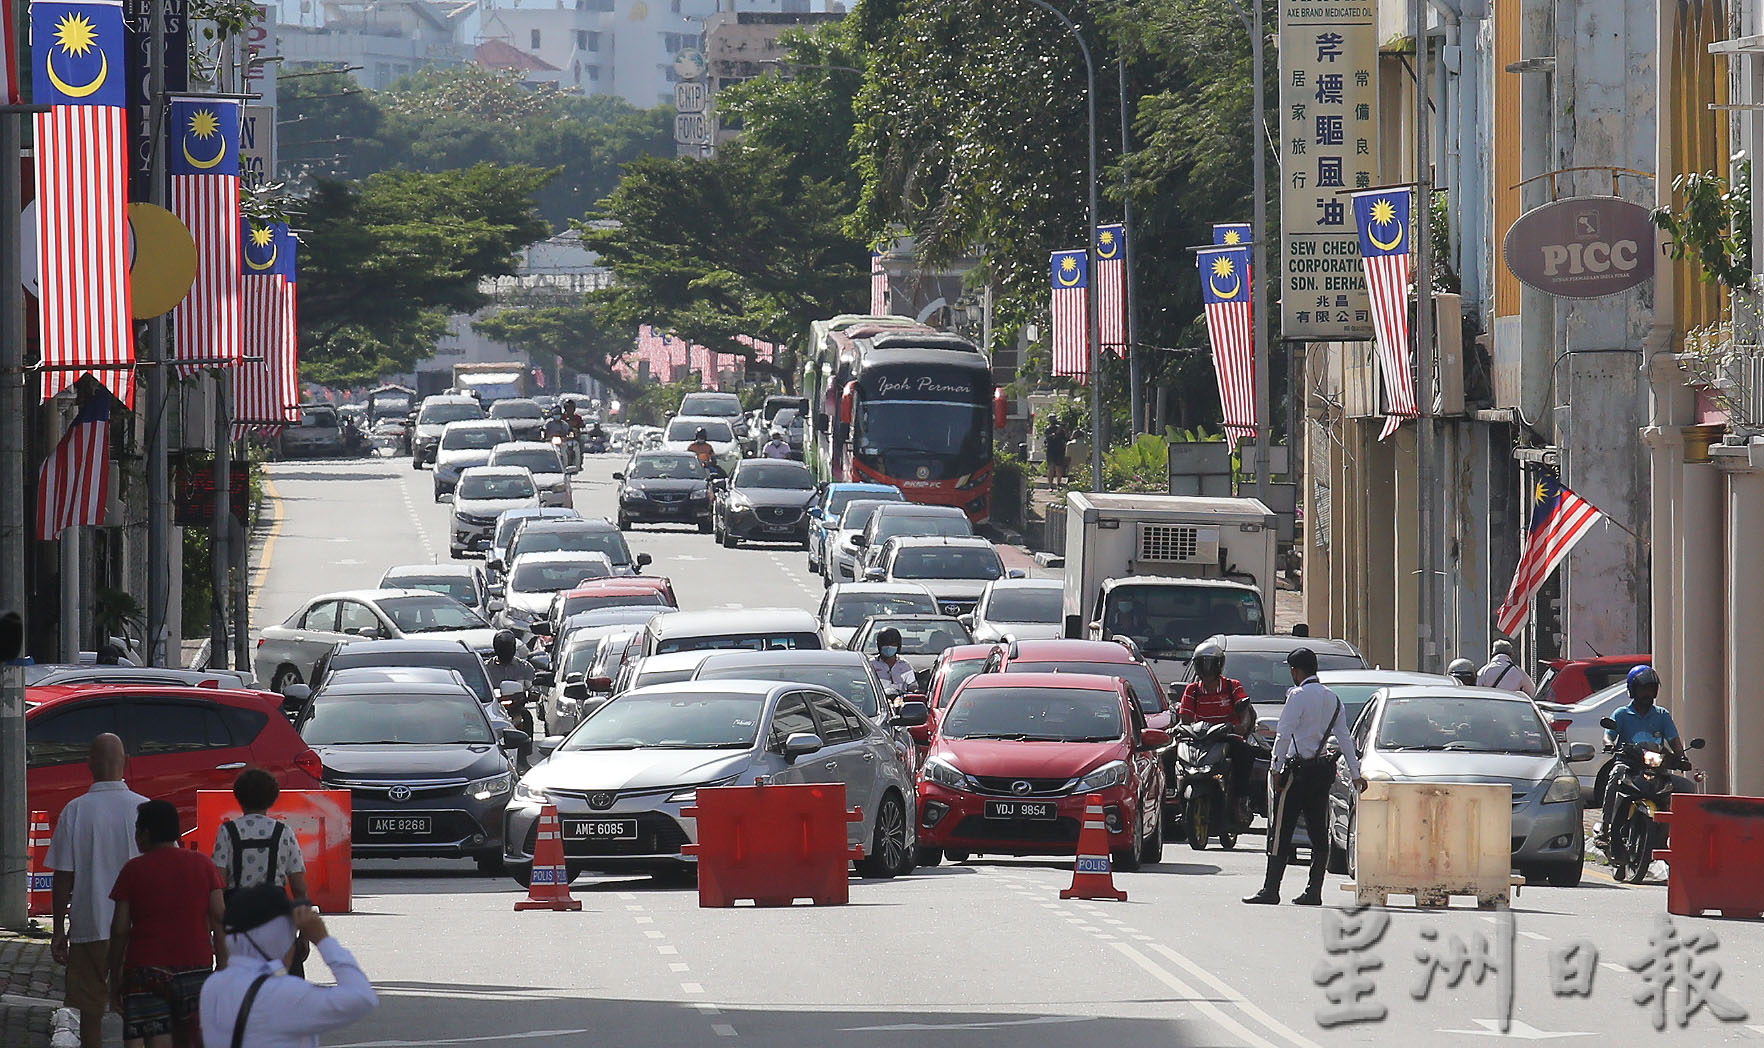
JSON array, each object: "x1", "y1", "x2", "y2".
[
  {"x1": 668, "y1": 420, "x2": 733, "y2": 442},
  {"x1": 490, "y1": 400, "x2": 543, "y2": 419},
  {"x1": 300, "y1": 693, "x2": 493, "y2": 745},
  {"x1": 376, "y1": 594, "x2": 488, "y2": 633},
  {"x1": 655, "y1": 632, "x2": 820, "y2": 655},
  {"x1": 562, "y1": 592, "x2": 667, "y2": 616},
  {"x1": 458, "y1": 473, "x2": 534, "y2": 500},
  {"x1": 1222, "y1": 651, "x2": 1367, "y2": 706},
  {"x1": 511, "y1": 559, "x2": 612, "y2": 591},
  {"x1": 326, "y1": 653, "x2": 492, "y2": 703},
  {"x1": 493, "y1": 448, "x2": 562, "y2": 474},
  {"x1": 773, "y1": 409, "x2": 801, "y2": 429},
  {"x1": 561, "y1": 642, "x2": 599, "y2": 677},
  {"x1": 299, "y1": 408, "x2": 336, "y2": 427},
  {"x1": 629, "y1": 455, "x2": 706, "y2": 480},
  {"x1": 1006, "y1": 661, "x2": 1163, "y2": 713},
  {"x1": 419, "y1": 402, "x2": 482, "y2": 425},
  {"x1": 735, "y1": 463, "x2": 813, "y2": 490},
  {"x1": 679, "y1": 394, "x2": 741, "y2": 417},
  {"x1": 874, "y1": 513, "x2": 973, "y2": 544},
  {"x1": 512, "y1": 529, "x2": 630, "y2": 564},
  {"x1": 986, "y1": 587, "x2": 1063, "y2": 623},
  {"x1": 942, "y1": 686, "x2": 1124, "y2": 741},
  {"x1": 837, "y1": 500, "x2": 896, "y2": 531},
  {"x1": 442, "y1": 426, "x2": 503, "y2": 450},
  {"x1": 1322, "y1": 685, "x2": 1390, "y2": 729},
  {"x1": 830, "y1": 592, "x2": 937, "y2": 627},
  {"x1": 1101, "y1": 587, "x2": 1268, "y2": 658},
  {"x1": 371, "y1": 394, "x2": 411, "y2": 415},
  {"x1": 562, "y1": 691, "x2": 761, "y2": 750},
  {"x1": 1375, "y1": 696, "x2": 1555, "y2": 755},
  {"x1": 856, "y1": 618, "x2": 973, "y2": 654},
  {"x1": 891, "y1": 547, "x2": 1001, "y2": 581},
  {"x1": 827, "y1": 489, "x2": 900, "y2": 519},
  {"x1": 386, "y1": 575, "x2": 474, "y2": 606},
  {"x1": 697, "y1": 664, "x2": 882, "y2": 718},
  {"x1": 936, "y1": 658, "x2": 990, "y2": 706}
]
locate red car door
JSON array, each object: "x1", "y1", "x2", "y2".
[
  {"x1": 116, "y1": 694, "x2": 260, "y2": 827},
  {"x1": 25, "y1": 698, "x2": 124, "y2": 825}
]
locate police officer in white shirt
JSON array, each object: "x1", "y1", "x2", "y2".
[
  {"x1": 1243, "y1": 648, "x2": 1367, "y2": 906},
  {"x1": 870, "y1": 627, "x2": 917, "y2": 694}
]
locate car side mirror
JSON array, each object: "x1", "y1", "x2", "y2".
[
  {"x1": 588, "y1": 675, "x2": 613, "y2": 692},
  {"x1": 486, "y1": 558, "x2": 504, "y2": 573},
  {"x1": 1087, "y1": 620, "x2": 1103, "y2": 639},
  {"x1": 563, "y1": 681, "x2": 589, "y2": 701},
  {"x1": 501, "y1": 728, "x2": 532, "y2": 750},
  {"x1": 566, "y1": 464, "x2": 581, "y2": 475},
  {"x1": 863, "y1": 567, "x2": 886, "y2": 582},
  {"x1": 1139, "y1": 727, "x2": 1171, "y2": 750},
  {"x1": 530, "y1": 620, "x2": 553, "y2": 637},
  {"x1": 529, "y1": 651, "x2": 552, "y2": 671},
  {"x1": 282, "y1": 682, "x2": 312, "y2": 702},
  {"x1": 488, "y1": 598, "x2": 506, "y2": 613},
  {"x1": 1689, "y1": 737, "x2": 1707, "y2": 750},
  {"x1": 782, "y1": 731, "x2": 822, "y2": 762},
  {"x1": 850, "y1": 533, "x2": 868, "y2": 548},
  {"x1": 612, "y1": 471, "x2": 624, "y2": 480},
  {"x1": 958, "y1": 614, "x2": 974, "y2": 629},
  {"x1": 439, "y1": 493, "x2": 453, "y2": 503},
  {"x1": 536, "y1": 735, "x2": 564, "y2": 756},
  {"x1": 636, "y1": 553, "x2": 653, "y2": 568},
  {"x1": 1598, "y1": 717, "x2": 1618, "y2": 730},
  {"x1": 1007, "y1": 569, "x2": 1027, "y2": 579},
  {"x1": 1566, "y1": 742, "x2": 1596, "y2": 763},
  {"x1": 894, "y1": 701, "x2": 929, "y2": 727}
]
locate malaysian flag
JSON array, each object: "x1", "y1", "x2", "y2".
[
  {"x1": 1049, "y1": 250, "x2": 1089, "y2": 380},
  {"x1": 232, "y1": 220, "x2": 296, "y2": 433},
  {"x1": 37, "y1": 393, "x2": 111, "y2": 540},
  {"x1": 278, "y1": 226, "x2": 300, "y2": 422},
  {"x1": 1096, "y1": 224, "x2": 1126, "y2": 355},
  {"x1": 1213, "y1": 223, "x2": 1252, "y2": 247},
  {"x1": 1352, "y1": 189, "x2": 1419, "y2": 440},
  {"x1": 32, "y1": 0, "x2": 135, "y2": 406},
  {"x1": 169, "y1": 97, "x2": 243, "y2": 375},
  {"x1": 870, "y1": 252, "x2": 888, "y2": 315},
  {"x1": 1495, "y1": 472, "x2": 1605, "y2": 637},
  {"x1": 1198, "y1": 245, "x2": 1256, "y2": 444}
]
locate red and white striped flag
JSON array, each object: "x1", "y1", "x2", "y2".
[
  {"x1": 1495, "y1": 473, "x2": 1604, "y2": 636},
  {"x1": 1050, "y1": 250, "x2": 1089, "y2": 380},
  {"x1": 1351, "y1": 190, "x2": 1419, "y2": 440},
  {"x1": 870, "y1": 252, "x2": 889, "y2": 315},
  {"x1": 32, "y1": 0, "x2": 136, "y2": 406},
  {"x1": 232, "y1": 220, "x2": 297, "y2": 433},
  {"x1": 1096, "y1": 224, "x2": 1126, "y2": 355},
  {"x1": 1197, "y1": 245, "x2": 1256, "y2": 443},
  {"x1": 168, "y1": 97, "x2": 243, "y2": 376},
  {"x1": 37, "y1": 393, "x2": 111, "y2": 540}
]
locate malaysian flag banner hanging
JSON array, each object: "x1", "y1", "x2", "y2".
[
  {"x1": 277, "y1": 224, "x2": 300, "y2": 421},
  {"x1": 1095, "y1": 224, "x2": 1126, "y2": 355},
  {"x1": 169, "y1": 96, "x2": 243, "y2": 376},
  {"x1": 1198, "y1": 244, "x2": 1256, "y2": 445},
  {"x1": 1352, "y1": 189, "x2": 1418, "y2": 440},
  {"x1": 870, "y1": 252, "x2": 888, "y2": 316},
  {"x1": 1495, "y1": 472, "x2": 1604, "y2": 637},
  {"x1": 37, "y1": 393, "x2": 112, "y2": 540},
  {"x1": 1213, "y1": 223, "x2": 1252, "y2": 247},
  {"x1": 32, "y1": 0, "x2": 135, "y2": 406},
  {"x1": 1049, "y1": 250, "x2": 1089, "y2": 381},
  {"x1": 233, "y1": 219, "x2": 295, "y2": 431}
]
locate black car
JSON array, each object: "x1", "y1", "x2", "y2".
[
  {"x1": 309, "y1": 638, "x2": 500, "y2": 705},
  {"x1": 712, "y1": 459, "x2": 816, "y2": 549},
  {"x1": 487, "y1": 398, "x2": 547, "y2": 442},
  {"x1": 497, "y1": 518, "x2": 648, "y2": 576},
  {"x1": 614, "y1": 452, "x2": 714, "y2": 533},
  {"x1": 296, "y1": 678, "x2": 527, "y2": 872}
]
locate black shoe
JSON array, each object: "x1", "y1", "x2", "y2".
[
  {"x1": 1242, "y1": 890, "x2": 1280, "y2": 905},
  {"x1": 1292, "y1": 889, "x2": 1323, "y2": 906}
]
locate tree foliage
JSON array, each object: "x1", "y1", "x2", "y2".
[{"x1": 472, "y1": 302, "x2": 638, "y2": 398}]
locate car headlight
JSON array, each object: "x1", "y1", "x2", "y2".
[
  {"x1": 513, "y1": 780, "x2": 548, "y2": 804},
  {"x1": 469, "y1": 772, "x2": 513, "y2": 800},
  {"x1": 689, "y1": 485, "x2": 709, "y2": 500},
  {"x1": 1364, "y1": 769, "x2": 1393, "y2": 782},
  {"x1": 1543, "y1": 771, "x2": 1582, "y2": 804},
  {"x1": 1074, "y1": 760, "x2": 1128, "y2": 793},
  {"x1": 922, "y1": 756, "x2": 972, "y2": 791},
  {"x1": 667, "y1": 775, "x2": 739, "y2": 805},
  {"x1": 730, "y1": 494, "x2": 752, "y2": 511},
  {"x1": 505, "y1": 606, "x2": 535, "y2": 623}
]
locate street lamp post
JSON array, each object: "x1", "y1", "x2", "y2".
[{"x1": 1224, "y1": 0, "x2": 1270, "y2": 507}]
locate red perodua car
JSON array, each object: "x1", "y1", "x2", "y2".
[{"x1": 915, "y1": 672, "x2": 1168, "y2": 870}]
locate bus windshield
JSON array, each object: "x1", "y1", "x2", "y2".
[{"x1": 856, "y1": 402, "x2": 991, "y2": 474}]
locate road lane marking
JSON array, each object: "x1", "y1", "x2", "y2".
[
  {"x1": 681, "y1": 983, "x2": 705, "y2": 994},
  {"x1": 334, "y1": 1031, "x2": 591, "y2": 1047},
  {"x1": 711, "y1": 1023, "x2": 737, "y2": 1037},
  {"x1": 694, "y1": 1004, "x2": 720, "y2": 1015},
  {"x1": 1519, "y1": 931, "x2": 1549, "y2": 941},
  {"x1": 841, "y1": 1017, "x2": 1094, "y2": 1032},
  {"x1": 670, "y1": 963, "x2": 690, "y2": 973},
  {"x1": 658, "y1": 945, "x2": 678, "y2": 955},
  {"x1": 1438, "y1": 1019, "x2": 1591, "y2": 1039},
  {"x1": 1144, "y1": 942, "x2": 1325, "y2": 1048},
  {"x1": 1113, "y1": 943, "x2": 1288, "y2": 1048},
  {"x1": 1600, "y1": 963, "x2": 1627, "y2": 974},
  {"x1": 644, "y1": 930, "x2": 665, "y2": 939},
  {"x1": 635, "y1": 916, "x2": 654, "y2": 924},
  {"x1": 625, "y1": 904, "x2": 645, "y2": 911}
]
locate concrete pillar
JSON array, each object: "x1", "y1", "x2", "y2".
[
  {"x1": 1675, "y1": 461, "x2": 1726, "y2": 792},
  {"x1": 1389, "y1": 429, "x2": 1420, "y2": 670},
  {"x1": 1723, "y1": 458, "x2": 1764, "y2": 796},
  {"x1": 1304, "y1": 419, "x2": 1335, "y2": 635},
  {"x1": 1331, "y1": 422, "x2": 1360, "y2": 647},
  {"x1": 1643, "y1": 425, "x2": 1683, "y2": 713}
]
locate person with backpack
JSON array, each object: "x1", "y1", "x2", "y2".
[{"x1": 211, "y1": 771, "x2": 309, "y2": 973}]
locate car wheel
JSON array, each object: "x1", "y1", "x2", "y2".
[
  {"x1": 944, "y1": 849, "x2": 969, "y2": 864},
  {"x1": 1139, "y1": 807, "x2": 1164, "y2": 865},
  {"x1": 1113, "y1": 841, "x2": 1143, "y2": 873},
  {"x1": 411, "y1": 456, "x2": 423, "y2": 471},
  {"x1": 855, "y1": 793, "x2": 908, "y2": 879},
  {"x1": 508, "y1": 863, "x2": 532, "y2": 889},
  {"x1": 432, "y1": 485, "x2": 443, "y2": 503},
  {"x1": 723, "y1": 531, "x2": 740, "y2": 549},
  {"x1": 698, "y1": 519, "x2": 713, "y2": 534},
  {"x1": 1327, "y1": 810, "x2": 1354, "y2": 875},
  {"x1": 617, "y1": 516, "x2": 631, "y2": 532},
  {"x1": 270, "y1": 666, "x2": 302, "y2": 693},
  {"x1": 913, "y1": 845, "x2": 943, "y2": 867},
  {"x1": 1541, "y1": 861, "x2": 1584, "y2": 887},
  {"x1": 1623, "y1": 815, "x2": 1653, "y2": 883},
  {"x1": 474, "y1": 853, "x2": 504, "y2": 875}
]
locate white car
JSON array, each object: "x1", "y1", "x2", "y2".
[
  {"x1": 1538, "y1": 681, "x2": 1634, "y2": 794},
  {"x1": 433, "y1": 419, "x2": 513, "y2": 500},
  {"x1": 661, "y1": 415, "x2": 741, "y2": 475},
  {"x1": 816, "y1": 582, "x2": 938, "y2": 650},
  {"x1": 489, "y1": 507, "x2": 580, "y2": 574},
  {"x1": 863, "y1": 535, "x2": 1018, "y2": 618},
  {"x1": 822, "y1": 498, "x2": 903, "y2": 587},
  {"x1": 447, "y1": 466, "x2": 541, "y2": 558},
  {"x1": 494, "y1": 550, "x2": 615, "y2": 635},
  {"x1": 489, "y1": 440, "x2": 576, "y2": 508},
  {"x1": 254, "y1": 589, "x2": 499, "y2": 693},
  {"x1": 964, "y1": 576, "x2": 1065, "y2": 642}
]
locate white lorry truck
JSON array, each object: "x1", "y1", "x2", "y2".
[{"x1": 1061, "y1": 492, "x2": 1277, "y2": 683}]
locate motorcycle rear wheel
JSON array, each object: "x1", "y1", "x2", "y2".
[
  {"x1": 1185, "y1": 796, "x2": 1211, "y2": 851},
  {"x1": 1623, "y1": 812, "x2": 1652, "y2": 884}
]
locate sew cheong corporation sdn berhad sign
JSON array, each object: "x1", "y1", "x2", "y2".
[{"x1": 1502, "y1": 196, "x2": 1656, "y2": 298}]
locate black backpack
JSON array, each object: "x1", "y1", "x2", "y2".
[{"x1": 222, "y1": 820, "x2": 287, "y2": 894}]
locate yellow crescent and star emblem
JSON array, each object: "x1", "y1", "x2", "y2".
[
  {"x1": 1367, "y1": 197, "x2": 1405, "y2": 252},
  {"x1": 1222, "y1": 229, "x2": 1243, "y2": 246},
  {"x1": 244, "y1": 224, "x2": 279, "y2": 271},
  {"x1": 1208, "y1": 254, "x2": 1241, "y2": 299},
  {"x1": 46, "y1": 12, "x2": 108, "y2": 99},
  {"x1": 1097, "y1": 229, "x2": 1118, "y2": 259},
  {"x1": 182, "y1": 108, "x2": 227, "y2": 169},
  {"x1": 1055, "y1": 255, "x2": 1082, "y2": 288}
]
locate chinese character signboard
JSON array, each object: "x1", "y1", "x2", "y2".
[{"x1": 1278, "y1": 0, "x2": 1378, "y2": 340}]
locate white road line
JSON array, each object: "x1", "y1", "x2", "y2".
[
  {"x1": 711, "y1": 1024, "x2": 738, "y2": 1037},
  {"x1": 625, "y1": 904, "x2": 645, "y2": 911},
  {"x1": 635, "y1": 916, "x2": 654, "y2": 924},
  {"x1": 1519, "y1": 931, "x2": 1549, "y2": 941},
  {"x1": 643, "y1": 930, "x2": 665, "y2": 940},
  {"x1": 694, "y1": 1004, "x2": 720, "y2": 1015},
  {"x1": 334, "y1": 1030, "x2": 591, "y2": 1047},
  {"x1": 617, "y1": 892, "x2": 636, "y2": 900},
  {"x1": 1113, "y1": 943, "x2": 1288, "y2": 1048},
  {"x1": 670, "y1": 963, "x2": 691, "y2": 973},
  {"x1": 681, "y1": 983, "x2": 706, "y2": 994},
  {"x1": 657, "y1": 945, "x2": 678, "y2": 955},
  {"x1": 1144, "y1": 942, "x2": 1324, "y2": 1048}
]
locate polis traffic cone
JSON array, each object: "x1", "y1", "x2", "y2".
[
  {"x1": 1060, "y1": 794, "x2": 1127, "y2": 902},
  {"x1": 28, "y1": 811, "x2": 51, "y2": 917},
  {"x1": 515, "y1": 804, "x2": 582, "y2": 912}
]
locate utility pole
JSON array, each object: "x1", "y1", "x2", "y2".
[
  {"x1": 1, "y1": 612, "x2": 23, "y2": 931},
  {"x1": 210, "y1": 376, "x2": 231, "y2": 668},
  {"x1": 145, "y1": 0, "x2": 173, "y2": 666},
  {"x1": 1119, "y1": 59, "x2": 1144, "y2": 436},
  {"x1": 1248, "y1": 0, "x2": 1271, "y2": 506},
  {"x1": 0, "y1": 106, "x2": 34, "y2": 650},
  {"x1": 1413, "y1": 3, "x2": 1437, "y2": 670}
]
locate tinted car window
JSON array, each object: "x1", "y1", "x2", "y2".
[
  {"x1": 418, "y1": 401, "x2": 483, "y2": 425},
  {"x1": 890, "y1": 547, "x2": 1001, "y2": 581},
  {"x1": 768, "y1": 694, "x2": 818, "y2": 750},
  {"x1": 1212, "y1": 651, "x2": 1365, "y2": 706},
  {"x1": 123, "y1": 701, "x2": 232, "y2": 755},
  {"x1": 458, "y1": 473, "x2": 535, "y2": 500},
  {"x1": 511, "y1": 528, "x2": 631, "y2": 565},
  {"x1": 837, "y1": 500, "x2": 895, "y2": 531},
  {"x1": 942, "y1": 687, "x2": 1124, "y2": 741},
  {"x1": 512, "y1": 559, "x2": 613, "y2": 591},
  {"x1": 734, "y1": 463, "x2": 813, "y2": 490},
  {"x1": 667, "y1": 419, "x2": 733, "y2": 442},
  {"x1": 562, "y1": 691, "x2": 762, "y2": 750},
  {"x1": 489, "y1": 400, "x2": 543, "y2": 419},
  {"x1": 338, "y1": 601, "x2": 380, "y2": 634},
  {"x1": 492, "y1": 448, "x2": 563, "y2": 475},
  {"x1": 628, "y1": 455, "x2": 706, "y2": 480},
  {"x1": 1375, "y1": 696, "x2": 1553, "y2": 755},
  {"x1": 698, "y1": 663, "x2": 882, "y2": 717},
  {"x1": 387, "y1": 575, "x2": 476, "y2": 606},
  {"x1": 826, "y1": 489, "x2": 901, "y2": 519},
  {"x1": 829, "y1": 592, "x2": 937, "y2": 627},
  {"x1": 27, "y1": 703, "x2": 120, "y2": 767},
  {"x1": 301, "y1": 692, "x2": 493, "y2": 745},
  {"x1": 986, "y1": 587, "x2": 1063, "y2": 622},
  {"x1": 808, "y1": 692, "x2": 863, "y2": 744},
  {"x1": 378, "y1": 595, "x2": 488, "y2": 633},
  {"x1": 872, "y1": 514, "x2": 973, "y2": 544},
  {"x1": 324, "y1": 651, "x2": 493, "y2": 703},
  {"x1": 680, "y1": 393, "x2": 742, "y2": 417},
  {"x1": 442, "y1": 426, "x2": 505, "y2": 450},
  {"x1": 1006, "y1": 661, "x2": 1164, "y2": 713}
]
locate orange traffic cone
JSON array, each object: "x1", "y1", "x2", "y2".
[
  {"x1": 515, "y1": 804, "x2": 582, "y2": 912},
  {"x1": 1060, "y1": 794, "x2": 1127, "y2": 901},
  {"x1": 28, "y1": 811, "x2": 51, "y2": 917}
]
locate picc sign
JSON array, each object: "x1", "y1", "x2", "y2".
[{"x1": 1502, "y1": 196, "x2": 1656, "y2": 298}]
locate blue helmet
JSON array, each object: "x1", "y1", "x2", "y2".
[{"x1": 1626, "y1": 665, "x2": 1659, "y2": 700}]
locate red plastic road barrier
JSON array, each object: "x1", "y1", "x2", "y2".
[
  {"x1": 1060, "y1": 794, "x2": 1127, "y2": 902},
  {"x1": 1654, "y1": 794, "x2": 1764, "y2": 919},
  {"x1": 196, "y1": 790, "x2": 354, "y2": 914},
  {"x1": 28, "y1": 811, "x2": 51, "y2": 917},
  {"x1": 683, "y1": 782, "x2": 863, "y2": 907},
  {"x1": 516, "y1": 804, "x2": 582, "y2": 912}
]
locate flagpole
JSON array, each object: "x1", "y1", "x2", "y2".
[
  {"x1": 145, "y1": 0, "x2": 172, "y2": 666},
  {"x1": 1119, "y1": 59, "x2": 1144, "y2": 437}
]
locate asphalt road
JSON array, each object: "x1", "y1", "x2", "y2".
[{"x1": 254, "y1": 452, "x2": 1764, "y2": 1048}]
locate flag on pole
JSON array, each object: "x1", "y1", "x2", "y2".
[
  {"x1": 1096, "y1": 224, "x2": 1126, "y2": 355},
  {"x1": 870, "y1": 252, "x2": 888, "y2": 315},
  {"x1": 232, "y1": 219, "x2": 297, "y2": 434},
  {"x1": 1049, "y1": 250, "x2": 1089, "y2": 380},
  {"x1": 169, "y1": 97, "x2": 243, "y2": 376},
  {"x1": 37, "y1": 393, "x2": 112, "y2": 540},
  {"x1": 2, "y1": 0, "x2": 20, "y2": 104},
  {"x1": 1352, "y1": 189, "x2": 1419, "y2": 440},
  {"x1": 1495, "y1": 472, "x2": 1605, "y2": 637},
  {"x1": 277, "y1": 225, "x2": 300, "y2": 422},
  {"x1": 31, "y1": 0, "x2": 135, "y2": 406},
  {"x1": 1213, "y1": 223, "x2": 1252, "y2": 247},
  {"x1": 1198, "y1": 245, "x2": 1256, "y2": 444}
]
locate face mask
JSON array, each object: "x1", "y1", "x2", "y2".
[
  {"x1": 1117, "y1": 603, "x2": 1134, "y2": 614},
  {"x1": 880, "y1": 645, "x2": 899, "y2": 658}
]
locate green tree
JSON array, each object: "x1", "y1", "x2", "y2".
[{"x1": 472, "y1": 302, "x2": 639, "y2": 398}]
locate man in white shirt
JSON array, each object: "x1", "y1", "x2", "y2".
[
  {"x1": 45, "y1": 733, "x2": 148, "y2": 1048},
  {"x1": 201, "y1": 886, "x2": 378, "y2": 1048},
  {"x1": 869, "y1": 627, "x2": 918, "y2": 694},
  {"x1": 1243, "y1": 649, "x2": 1367, "y2": 907},
  {"x1": 1476, "y1": 639, "x2": 1537, "y2": 696}
]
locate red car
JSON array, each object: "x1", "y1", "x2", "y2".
[
  {"x1": 26, "y1": 684, "x2": 324, "y2": 830},
  {"x1": 985, "y1": 638, "x2": 1174, "y2": 731},
  {"x1": 1536, "y1": 655, "x2": 1651, "y2": 706},
  {"x1": 570, "y1": 575, "x2": 679, "y2": 608},
  {"x1": 916, "y1": 672, "x2": 1168, "y2": 869},
  {"x1": 923, "y1": 644, "x2": 1000, "y2": 710}
]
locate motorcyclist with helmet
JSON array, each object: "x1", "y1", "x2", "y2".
[
  {"x1": 1595, "y1": 665, "x2": 1691, "y2": 849},
  {"x1": 1177, "y1": 640, "x2": 1255, "y2": 821},
  {"x1": 687, "y1": 427, "x2": 717, "y2": 469},
  {"x1": 560, "y1": 398, "x2": 585, "y2": 437},
  {"x1": 485, "y1": 630, "x2": 538, "y2": 768}
]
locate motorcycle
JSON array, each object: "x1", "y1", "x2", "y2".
[
  {"x1": 550, "y1": 432, "x2": 582, "y2": 470},
  {"x1": 584, "y1": 431, "x2": 608, "y2": 455},
  {"x1": 1596, "y1": 715, "x2": 1705, "y2": 883},
  {"x1": 1168, "y1": 721, "x2": 1253, "y2": 850},
  {"x1": 499, "y1": 681, "x2": 538, "y2": 774}
]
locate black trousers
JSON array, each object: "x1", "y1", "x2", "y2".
[{"x1": 1261, "y1": 761, "x2": 1335, "y2": 893}]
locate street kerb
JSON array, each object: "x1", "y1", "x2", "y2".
[
  {"x1": 516, "y1": 804, "x2": 582, "y2": 912},
  {"x1": 1060, "y1": 793, "x2": 1128, "y2": 901}
]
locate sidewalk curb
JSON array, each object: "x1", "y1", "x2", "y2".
[{"x1": 248, "y1": 471, "x2": 285, "y2": 628}]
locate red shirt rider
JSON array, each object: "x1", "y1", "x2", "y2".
[{"x1": 1178, "y1": 676, "x2": 1250, "y2": 732}]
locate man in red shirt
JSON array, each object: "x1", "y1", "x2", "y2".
[
  {"x1": 108, "y1": 800, "x2": 226, "y2": 1048},
  {"x1": 1178, "y1": 641, "x2": 1255, "y2": 821}
]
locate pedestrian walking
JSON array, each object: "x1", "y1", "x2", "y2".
[
  {"x1": 108, "y1": 800, "x2": 227, "y2": 1048},
  {"x1": 45, "y1": 734, "x2": 148, "y2": 1048},
  {"x1": 1476, "y1": 639, "x2": 1537, "y2": 696},
  {"x1": 200, "y1": 885, "x2": 379, "y2": 1048},
  {"x1": 1243, "y1": 648, "x2": 1367, "y2": 906},
  {"x1": 211, "y1": 769, "x2": 310, "y2": 974},
  {"x1": 1043, "y1": 417, "x2": 1070, "y2": 484}
]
